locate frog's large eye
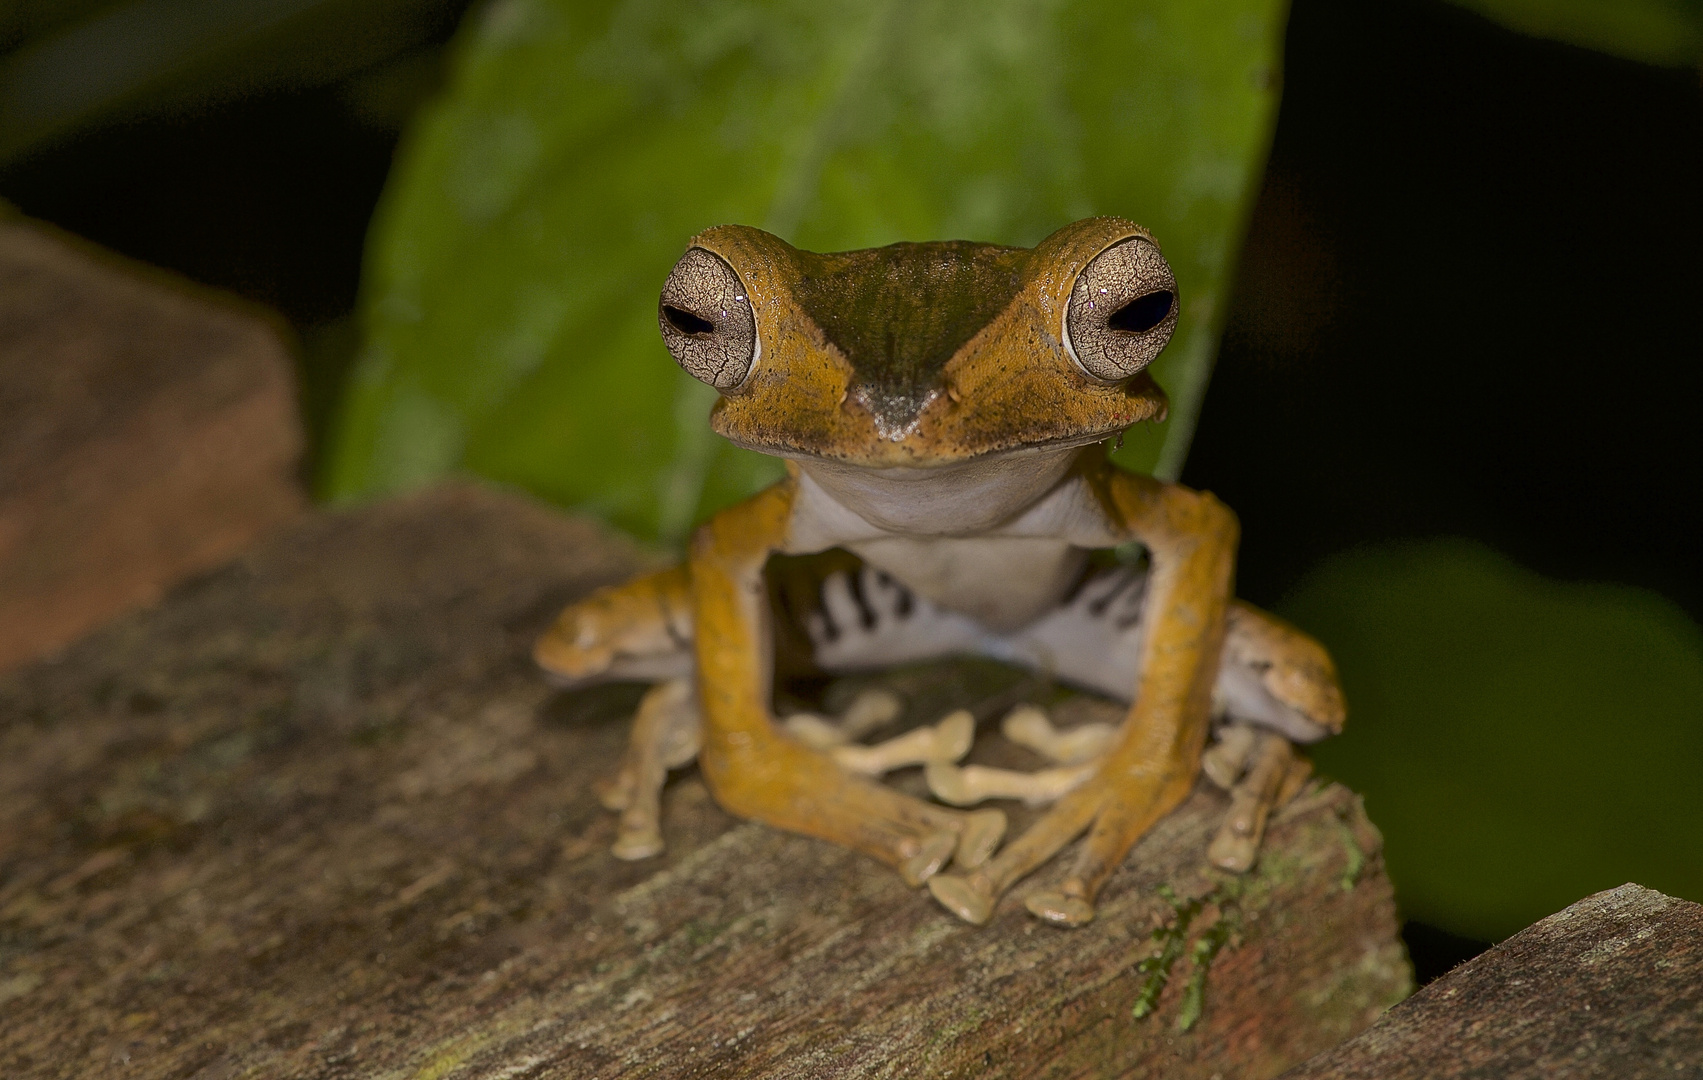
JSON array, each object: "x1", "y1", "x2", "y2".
[
  {"x1": 1063, "y1": 237, "x2": 1178, "y2": 383},
  {"x1": 659, "y1": 248, "x2": 758, "y2": 390}
]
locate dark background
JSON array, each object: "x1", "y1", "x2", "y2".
[
  {"x1": 1190, "y1": 0, "x2": 1703, "y2": 631},
  {"x1": 3, "y1": 0, "x2": 1699, "y2": 980}
]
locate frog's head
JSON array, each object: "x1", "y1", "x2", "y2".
[{"x1": 656, "y1": 218, "x2": 1177, "y2": 530}]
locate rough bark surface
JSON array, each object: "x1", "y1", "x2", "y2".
[
  {"x1": 0, "y1": 483, "x2": 1410, "y2": 1079},
  {"x1": 0, "y1": 217, "x2": 305, "y2": 672},
  {"x1": 1282, "y1": 883, "x2": 1703, "y2": 1080}
]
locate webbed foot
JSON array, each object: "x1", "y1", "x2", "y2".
[{"x1": 831, "y1": 709, "x2": 973, "y2": 775}]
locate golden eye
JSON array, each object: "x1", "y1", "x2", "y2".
[
  {"x1": 1063, "y1": 237, "x2": 1179, "y2": 383},
  {"x1": 658, "y1": 248, "x2": 759, "y2": 390}
]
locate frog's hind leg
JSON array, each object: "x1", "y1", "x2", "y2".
[
  {"x1": 804, "y1": 564, "x2": 995, "y2": 672},
  {"x1": 981, "y1": 579, "x2": 1341, "y2": 870},
  {"x1": 535, "y1": 565, "x2": 696, "y2": 686},
  {"x1": 1215, "y1": 601, "x2": 1345, "y2": 742}
]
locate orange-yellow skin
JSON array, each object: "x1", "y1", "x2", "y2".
[
  {"x1": 688, "y1": 461, "x2": 1237, "y2": 923},
  {"x1": 539, "y1": 216, "x2": 1337, "y2": 925},
  {"x1": 690, "y1": 480, "x2": 989, "y2": 870},
  {"x1": 701, "y1": 219, "x2": 1168, "y2": 466},
  {"x1": 534, "y1": 565, "x2": 691, "y2": 683},
  {"x1": 685, "y1": 217, "x2": 1232, "y2": 924}
]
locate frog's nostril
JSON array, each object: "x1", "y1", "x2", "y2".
[
  {"x1": 1108, "y1": 291, "x2": 1173, "y2": 334},
  {"x1": 663, "y1": 305, "x2": 715, "y2": 336}
]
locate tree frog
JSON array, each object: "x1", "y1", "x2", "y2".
[{"x1": 536, "y1": 218, "x2": 1344, "y2": 927}]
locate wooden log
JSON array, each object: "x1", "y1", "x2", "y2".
[
  {"x1": 1281, "y1": 883, "x2": 1703, "y2": 1079},
  {"x1": 0, "y1": 217, "x2": 305, "y2": 672},
  {"x1": 0, "y1": 483, "x2": 1409, "y2": 1079}
]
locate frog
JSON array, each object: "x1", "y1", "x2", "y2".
[{"x1": 535, "y1": 217, "x2": 1344, "y2": 927}]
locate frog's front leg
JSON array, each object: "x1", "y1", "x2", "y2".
[
  {"x1": 598, "y1": 677, "x2": 700, "y2": 859},
  {"x1": 534, "y1": 566, "x2": 697, "y2": 857},
  {"x1": 1199, "y1": 602, "x2": 1342, "y2": 870},
  {"x1": 929, "y1": 471, "x2": 1236, "y2": 926},
  {"x1": 693, "y1": 484, "x2": 1006, "y2": 885}
]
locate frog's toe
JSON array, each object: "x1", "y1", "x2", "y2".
[
  {"x1": 899, "y1": 829, "x2": 959, "y2": 887},
  {"x1": 1000, "y1": 704, "x2": 1114, "y2": 766},
  {"x1": 1201, "y1": 722, "x2": 1260, "y2": 791},
  {"x1": 1024, "y1": 889, "x2": 1095, "y2": 927},
  {"x1": 1207, "y1": 731, "x2": 1310, "y2": 874},
  {"x1": 781, "y1": 711, "x2": 848, "y2": 750},
  {"x1": 1207, "y1": 831, "x2": 1258, "y2": 873},
  {"x1": 955, "y1": 808, "x2": 1006, "y2": 869},
  {"x1": 831, "y1": 708, "x2": 973, "y2": 775},
  {"x1": 927, "y1": 872, "x2": 997, "y2": 925},
  {"x1": 926, "y1": 761, "x2": 1096, "y2": 808},
  {"x1": 593, "y1": 770, "x2": 634, "y2": 812},
  {"x1": 925, "y1": 762, "x2": 976, "y2": 805},
  {"x1": 611, "y1": 822, "x2": 665, "y2": 860},
  {"x1": 936, "y1": 709, "x2": 975, "y2": 760},
  {"x1": 837, "y1": 687, "x2": 903, "y2": 739}
]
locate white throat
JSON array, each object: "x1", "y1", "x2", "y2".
[{"x1": 792, "y1": 445, "x2": 1083, "y2": 537}]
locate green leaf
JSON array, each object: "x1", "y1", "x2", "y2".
[
  {"x1": 324, "y1": 0, "x2": 1286, "y2": 542},
  {"x1": 1444, "y1": 0, "x2": 1702, "y2": 68},
  {"x1": 1279, "y1": 540, "x2": 1703, "y2": 941}
]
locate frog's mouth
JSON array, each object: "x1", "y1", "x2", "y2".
[{"x1": 710, "y1": 365, "x2": 1167, "y2": 471}]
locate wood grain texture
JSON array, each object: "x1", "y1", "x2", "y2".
[
  {"x1": 0, "y1": 483, "x2": 1408, "y2": 1079},
  {"x1": 0, "y1": 218, "x2": 305, "y2": 671},
  {"x1": 1281, "y1": 883, "x2": 1703, "y2": 1080}
]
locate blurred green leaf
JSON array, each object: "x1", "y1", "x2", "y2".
[
  {"x1": 325, "y1": 0, "x2": 1286, "y2": 542},
  {"x1": 1445, "y1": 0, "x2": 1702, "y2": 68},
  {"x1": 1280, "y1": 539, "x2": 1703, "y2": 941}
]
